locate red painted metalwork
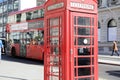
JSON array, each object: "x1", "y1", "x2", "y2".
[{"x1": 44, "y1": 0, "x2": 98, "y2": 80}]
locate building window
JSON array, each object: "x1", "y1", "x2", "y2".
[
  {"x1": 3, "y1": 16, "x2": 7, "y2": 24},
  {"x1": 0, "y1": 17, "x2": 3, "y2": 24},
  {"x1": 3, "y1": 4, "x2": 7, "y2": 12},
  {"x1": 108, "y1": 19, "x2": 117, "y2": 41},
  {"x1": 98, "y1": 22, "x2": 101, "y2": 41},
  {"x1": 98, "y1": 0, "x2": 102, "y2": 7},
  {"x1": 0, "y1": 6, "x2": 3, "y2": 13},
  {"x1": 14, "y1": 0, "x2": 19, "y2": 10},
  {"x1": 8, "y1": 3, "x2": 13, "y2": 11}
]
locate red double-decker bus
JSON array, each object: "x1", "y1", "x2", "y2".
[{"x1": 6, "y1": 5, "x2": 44, "y2": 60}]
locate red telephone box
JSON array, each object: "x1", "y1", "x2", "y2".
[{"x1": 44, "y1": 0, "x2": 98, "y2": 80}]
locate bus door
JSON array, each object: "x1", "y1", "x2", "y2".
[
  {"x1": 45, "y1": 13, "x2": 64, "y2": 80},
  {"x1": 19, "y1": 32, "x2": 26, "y2": 57},
  {"x1": 71, "y1": 12, "x2": 97, "y2": 80}
]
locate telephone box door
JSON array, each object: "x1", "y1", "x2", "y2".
[
  {"x1": 45, "y1": 12, "x2": 64, "y2": 80},
  {"x1": 71, "y1": 12, "x2": 98, "y2": 80}
]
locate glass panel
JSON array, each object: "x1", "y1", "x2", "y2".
[
  {"x1": 49, "y1": 76, "x2": 59, "y2": 80},
  {"x1": 74, "y1": 68, "x2": 77, "y2": 76},
  {"x1": 92, "y1": 18, "x2": 94, "y2": 26},
  {"x1": 78, "y1": 27, "x2": 91, "y2": 35},
  {"x1": 32, "y1": 10, "x2": 38, "y2": 19},
  {"x1": 92, "y1": 47, "x2": 94, "y2": 55},
  {"x1": 92, "y1": 67, "x2": 94, "y2": 75},
  {"x1": 50, "y1": 18, "x2": 59, "y2": 26},
  {"x1": 8, "y1": 3, "x2": 13, "y2": 11},
  {"x1": 74, "y1": 57, "x2": 76, "y2": 66},
  {"x1": 78, "y1": 57, "x2": 90, "y2": 66},
  {"x1": 0, "y1": 6, "x2": 3, "y2": 13},
  {"x1": 16, "y1": 14, "x2": 21, "y2": 22},
  {"x1": 78, "y1": 67, "x2": 91, "y2": 76},
  {"x1": 50, "y1": 37, "x2": 59, "y2": 45},
  {"x1": 78, "y1": 47, "x2": 90, "y2": 55},
  {"x1": 77, "y1": 17, "x2": 90, "y2": 26},
  {"x1": 50, "y1": 27, "x2": 59, "y2": 36},
  {"x1": 14, "y1": 0, "x2": 19, "y2": 10},
  {"x1": 26, "y1": 12, "x2": 32, "y2": 20},
  {"x1": 50, "y1": 47, "x2": 59, "y2": 55},
  {"x1": 78, "y1": 37, "x2": 90, "y2": 45},
  {"x1": 78, "y1": 77, "x2": 91, "y2": 80},
  {"x1": 3, "y1": 4, "x2": 7, "y2": 12},
  {"x1": 74, "y1": 16, "x2": 76, "y2": 25}
]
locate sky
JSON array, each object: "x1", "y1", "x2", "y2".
[{"x1": 0, "y1": 0, "x2": 3, "y2": 3}]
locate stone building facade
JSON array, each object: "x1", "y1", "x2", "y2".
[{"x1": 98, "y1": 0, "x2": 120, "y2": 55}]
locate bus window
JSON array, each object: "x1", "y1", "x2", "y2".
[
  {"x1": 37, "y1": 30, "x2": 44, "y2": 45},
  {"x1": 16, "y1": 14, "x2": 21, "y2": 22},
  {"x1": 32, "y1": 10, "x2": 38, "y2": 19},
  {"x1": 26, "y1": 12, "x2": 32, "y2": 20},
  {"x1": 11, "y1": 32, "x2": 20, "y2": 43},
  {"x1": 38, "y1": 9, "x2": 44, "y2": 18}
]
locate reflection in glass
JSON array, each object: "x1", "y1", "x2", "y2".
[
  {"x1": 77, "y1": 17, "x2": 90, "y2": 26},
  {"x1": 50, "y1": 18, "x2": 59, "y2": 26},
  {"x1": 78, "y1": 47, "x2": 90, "y2": 55},
  {"x1": 50, "y1": 37, "x2": 59, "y2": 45},
  {"x1": 78, "y1": 27, "x2": 90, "y2": 35},
  {"x1": 78, "y1": 37, "x2": 90, "y2": 45},
  {"x1": 50, "y1": 27, "x2": 59, "y2": 36}
]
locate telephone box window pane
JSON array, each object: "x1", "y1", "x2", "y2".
[
  {"x1": 77, "y1": 17, "x2": 90, "y2": 26},
  {"x1": 49, "y1": 76, "x2": 59, "y2": 80},
  {"x1": 78, "y1": 27, "x2": 90, "y2": 35},
  {"x1": 50, "y1": 47, "x2": 59, "y2": 54},
  {"x1": 50, "y1": 27, "x2": 59, "y2": 36},
  {"x1": 92, "y1": 28, "x2": 94, "y2": 35},
  {"x1": 78, "y1": 67, "x2": 91, "y2": 76},
  {"x1": 50, "y1": 18, "x2": 59, "y2": 26},
  {"x1": 74, "y1": 38, "x2": 76, "y2": 45},
  {"x1": 78, "y1": 37, "x2": 90, "y2": 45},
  {"x1": 92, "y1": 47, "x2": 94, "y2": 55},
  {"x1": 78, "y1": 57, "x2": 90, "y2": 66},
  {"x1": 74, "y1": 68, "x2": 77, "y2": 76},
  {"x1": 92, "y1": 18, "x2": 94, "y2": 26},
  {"x1": 78, "y1": 47, "x2": 90, "y2": 55},
  {"x1": 50, "y1": 37, "x2": 59, "y2": 45},
  {"x1": 74, "y1": 16, "x2": 76, "y2": 25},
  {"x1": 92, "y1": 67, "x2": 94, "y2": 75},
  {"x1": 92, "y1": 37, "x2": 94, "y2": 45},
  {"x1": 92, "y1": 57, "x2": 94, "y2": 65},
  {"x1": 74, "y1": 27, "x2": 76, "y2": 35},
  {"x1": 78, "y1": 77, "x2": 90, "y2": 80},
  {"x1": 74, "y1": 58, "x2": 76, "y2": 66}
]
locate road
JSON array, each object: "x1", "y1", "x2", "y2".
[
  {"x1": 99, "y1": 64, "x2": 120, "y2": 80},
  {"x1": 0, "y1": 54, "x2": 44, "y2": 80},
  {"x1": 1, "y1": 55, "x2": 120, "y2": 80}
]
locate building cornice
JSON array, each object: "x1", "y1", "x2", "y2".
[{"x1": 98, "y1": 5, "x2": 120, "y2": 12}]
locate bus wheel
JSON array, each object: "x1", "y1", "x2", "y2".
[{"x1": 11, "y1": 47, "x2": 16, "y2": 57}]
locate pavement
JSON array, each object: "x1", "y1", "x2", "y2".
[{"x1": 98, "y1": 54, "x2": 120, "y2": 66}]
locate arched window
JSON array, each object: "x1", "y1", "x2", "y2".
[
  {"x1": 98, "y1": 22, "x2": 101, "y2": 41},
  {"x1": 108, "y1": 19, "x2": 117, "y2": 41}
]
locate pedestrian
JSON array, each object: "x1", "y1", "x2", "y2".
[
  {"x1": 0, "y1": 39, "x2": 4, "y2": 60},
  {"x1": 111, "y1": 41, "x2": 119, "y2": 56}
]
